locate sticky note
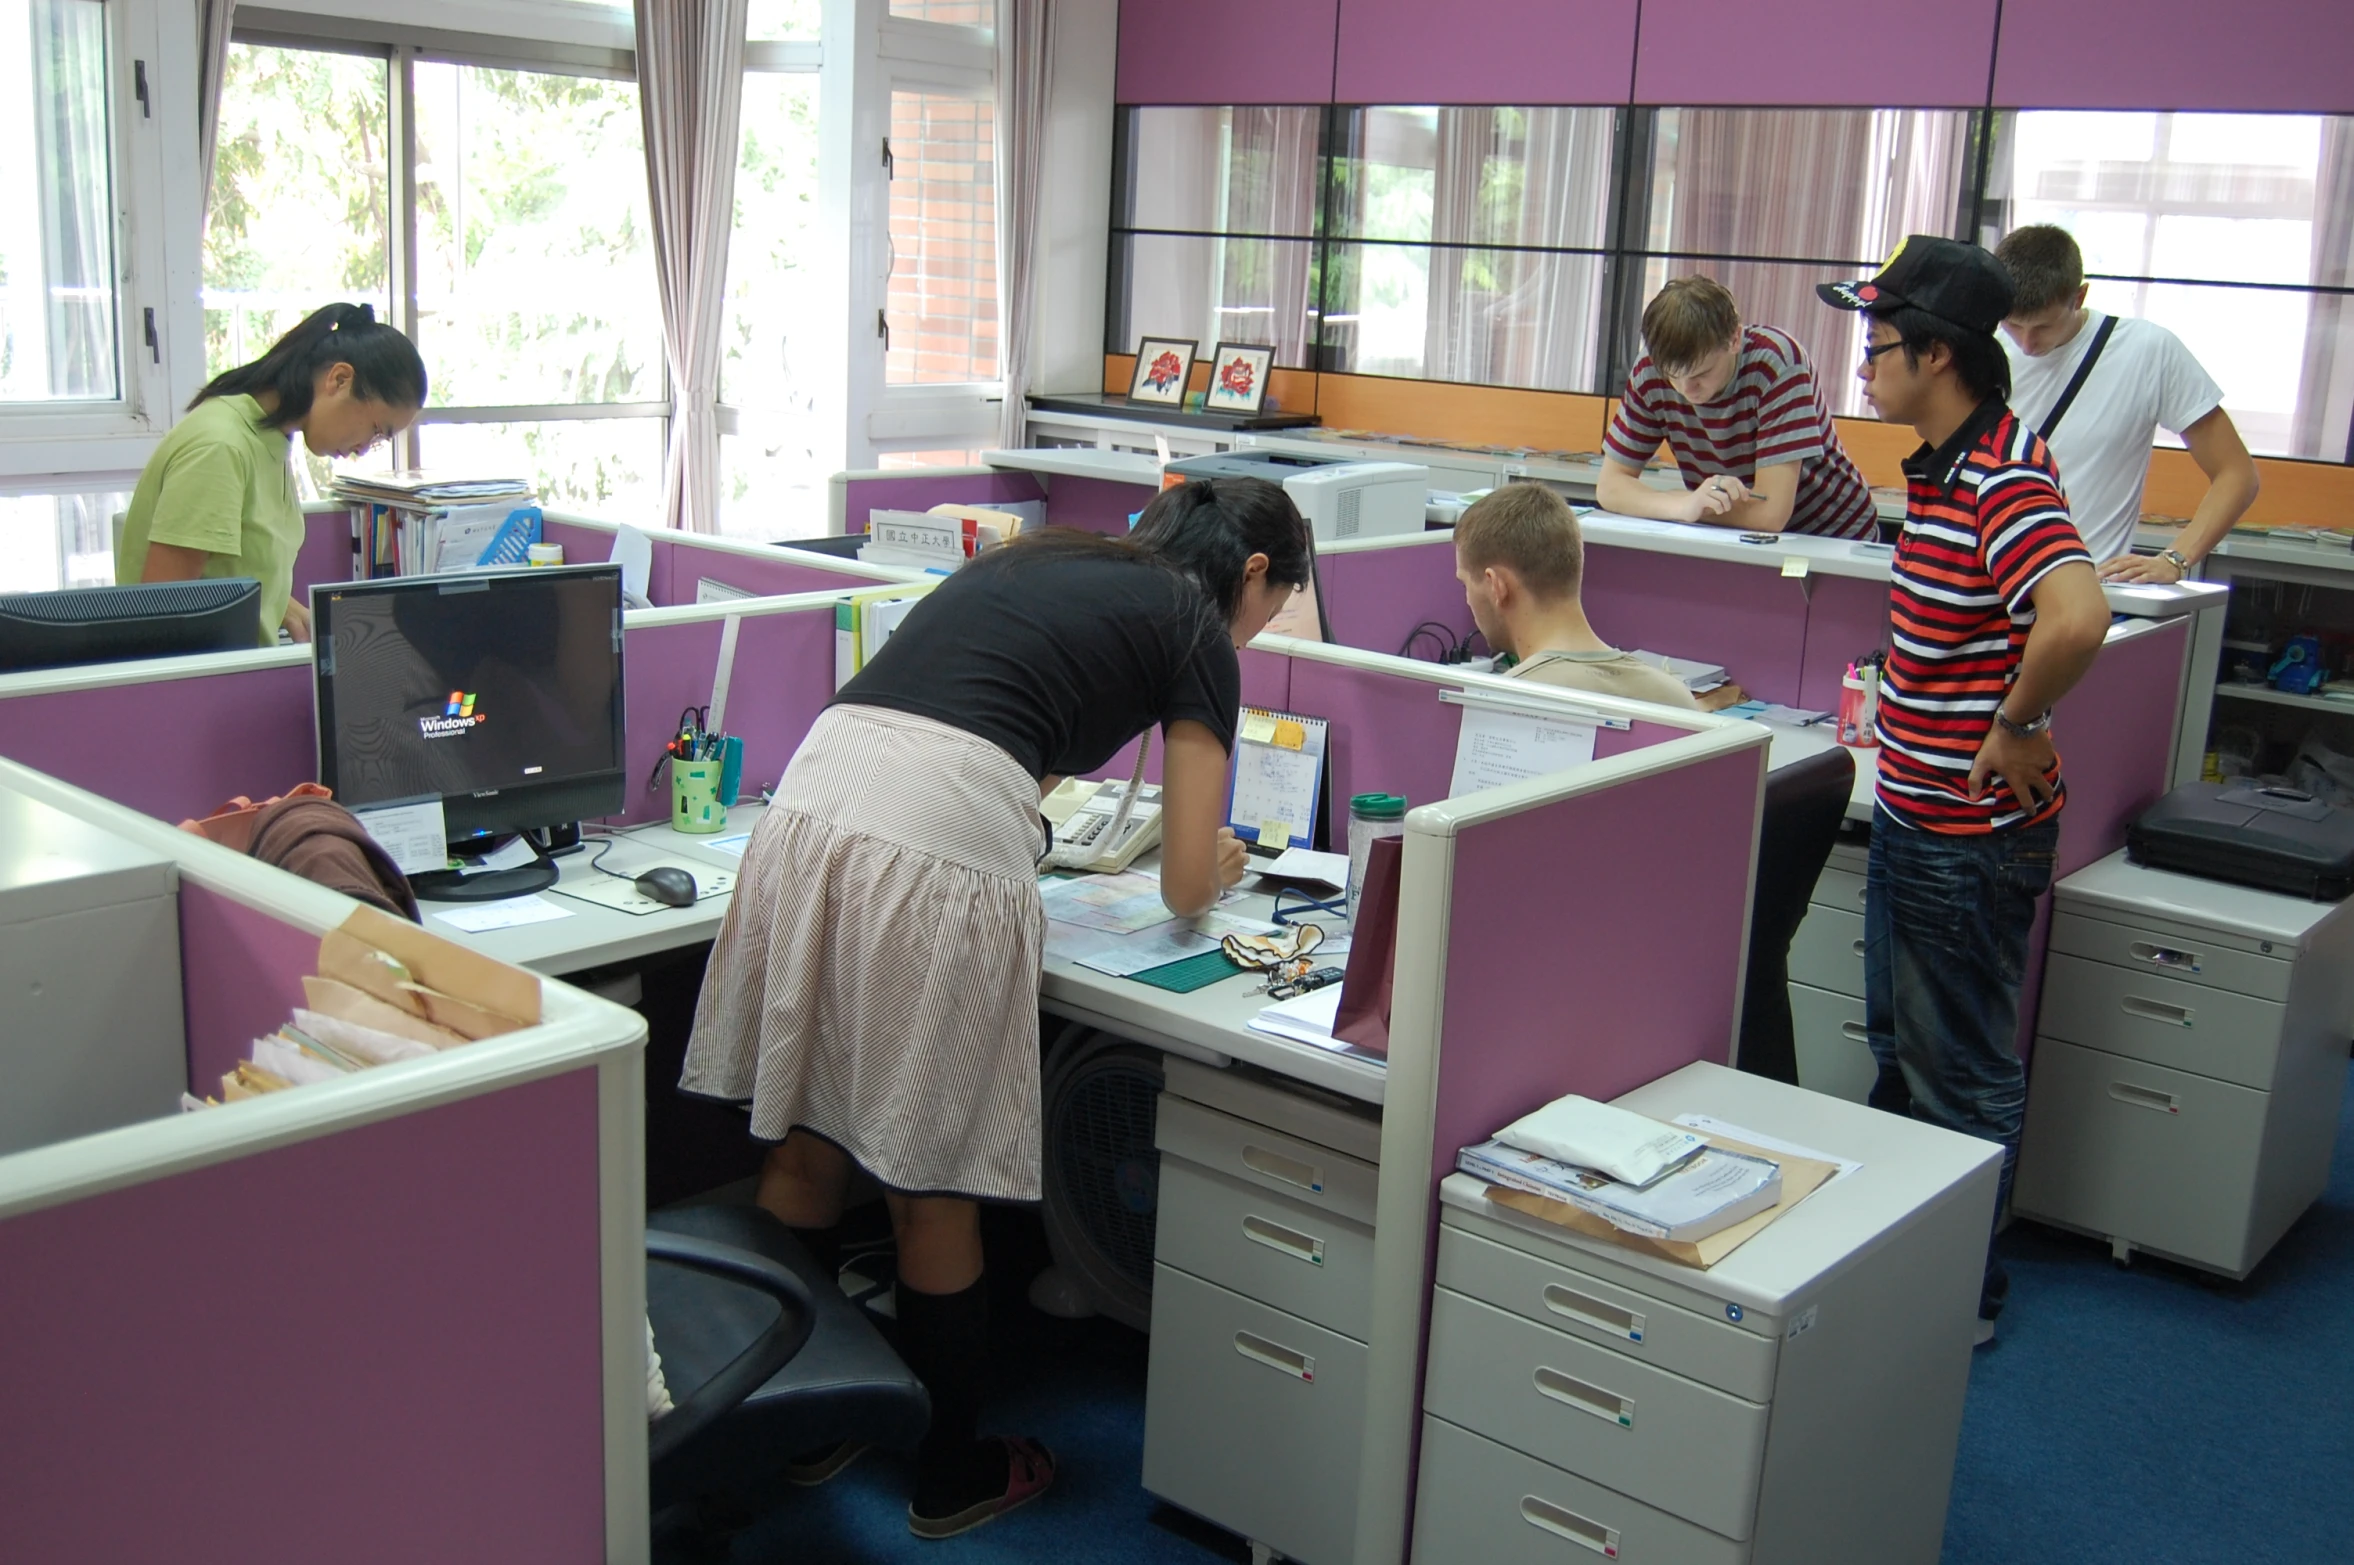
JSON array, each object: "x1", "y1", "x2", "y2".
[
  {"x1": 1240, "y1": 712, "x2": 1279, "y2": 745},
  {"x1": 1260, "y1": 818, "x2": 1294, "y2": 848},
  {"x1": 1272, "y1": 719, "x2": 1307, "y2": 751},
  {"x1": 1781, "y1": 556, "x2": 1810, "y2": 579}
]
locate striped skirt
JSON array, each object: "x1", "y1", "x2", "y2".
[{"x1": 679, "y1": 705, "x2": 1049, "y2": 1201}]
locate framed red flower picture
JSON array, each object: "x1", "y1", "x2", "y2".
[
  {"x1": 1205, "y1": 342, "x2": 1274, "y2": 415},
  {"x1": 1127, "y1": 336, "x2": 1197, "y2": 406}
]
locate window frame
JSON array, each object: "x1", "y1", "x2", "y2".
[{"x1": 0, "y1": 0, "x2": 202, "y2": 478}]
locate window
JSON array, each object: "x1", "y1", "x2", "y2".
[
  {"x1": 206, "y1": 39, "x2": 668, "y2": 515},
  {"x1": 747, "y1": 0, "x2": 821, "y2": 39},
  {"x1": 0, "y1": 0, "x2": 119, "y2": 405},
  {"x1": 1110, "y1": 106, "x2": 1325, "y2": 370},
  {"x1": 1990, "y1": 110, "x2": 2354, "y2": 462},
  {"x1": 886, "y1": 88, "x2": 998, "y2": 385},
  {"x1": 720, "y1": 67, "x2": 823, "y2": 537},
  {"x1": 0, "y1": 484, "x2": 126, "y2": 591},
  {"x1": 1632, "y1": 107, "x2": 1974, "y2": 414}
]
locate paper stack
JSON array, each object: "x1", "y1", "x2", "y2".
[
  {"x1": 195, "y1": 907, "x2": 540, "y2": 1107},
  {"x1": 335, "y1": 472, "x2": 542, "y2": 578},
  {"x1": 1456, "y1": 1138, "x2": 1781, "y2": 1244}
]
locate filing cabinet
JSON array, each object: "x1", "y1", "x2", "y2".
[
  {"x1": 1143, "y1": 1056, "x2": 1382, "y2": 1565},
  {"x1": 1787, "y1": 841, "x2": 1873, "y2": 1101},
  {"x1": 1411, "y1": 1063, "x2": 2000, "y2": 1565},
  {"x1": 2013, "y1": 851, "x2": 2354, "y2": 1278}
]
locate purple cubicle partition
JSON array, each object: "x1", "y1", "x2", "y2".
[
  {"x1": 664, "y1": 540, "x2": 893, "y2": 603},
  {"x1": 180, "y1": 881, "x2": 321, "y2": 1091},
  {"x1": 1991, "y1": 0, "x2": 2354, "y2": 112},
  {"x1": 1795, "y1": 572, "x2": 1894, "y2": 714},
  {"x1": 1116, "y1": 0, "x2": 1339, "y2": 103},
  {"x1": 1334, "y1": 0, "x2": 1637, "y2": 104},
  {"x1": 293, "y1": 506, "x2": 354, "y2": 599},
  {"x1": 1317, "y1": 539, "x2": 1470, "y2": 664},
  {"x1": 614, "y1": 608, "x2": 839, "y2": 826},
  {"x1": 1579, "y1": 544, "x2": 1819, "y2": 706},
  {"x1": 0, "y1": 660, "x2": 319, "y2": 826},
  {"x1": 0, "y1": 1066, "x2": 609, "y2": 1564},
  {"x1": 1631, "y1": 0, "x2": 1999, "y2": 105},
  {"x1": 838, "y1": 473, "x2": 1045, "y2": 536},
  {"x1": 1043, "y1": 474, "x2": 1157, "y2": 535}
]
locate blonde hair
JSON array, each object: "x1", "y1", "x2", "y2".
[
  {"x1": 1454, "y1": 483, "x2": 1582, "y2": 601},
  {"x1": 1641, "y1": 276, "x2": 1741, "y2": 373}
]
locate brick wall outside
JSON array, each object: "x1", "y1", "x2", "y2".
[{"x1": 887, "y1": 89, "x2": 999, "y2": 385}]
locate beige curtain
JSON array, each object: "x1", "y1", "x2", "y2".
[
  {"x1": 995, "y1": 0, "x2": 1053, "y2": 449},
  {"x1": 2294, "y1": 119, "x2": 2354, "y2": 462},
  {"x1": 1222, "y1": 108, "x2": 1319, "y2": 366},
  {"x1": 635, "y1": 0, "x2": 750, "y2": 533},
  {"x1": 197, "y1": 0, "x2": 236, "y2": 214}
]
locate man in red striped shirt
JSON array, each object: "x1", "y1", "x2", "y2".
[
  {"x1": 1819, "y1": 236, "x2": 2111, "y2": 1344},
  {"x1": 1597, "y1": 276, "x2": 1878, "y2": 539}
]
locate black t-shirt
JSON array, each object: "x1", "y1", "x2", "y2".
[{"x1": 836, "y1": 547, "x2": 1241, "y2": 780}]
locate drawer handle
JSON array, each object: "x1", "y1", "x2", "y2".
[
  {"x1": 1840, "y1": 1020, "x2": 1870, "y2": 1044},
  {"x1": 1242, "y1": 1214, "x2": 1326, "y2": 1267},
  {"x1": 2120, "y1": 995, "x2": 2194, "y2": 1029},
  {"x1": 2109, "y1": 1081, "x2": 2180, "y2": 1115},
  {"x1": 1520, "y1": 1496, "x2": 1621, "y2": 1557},
  {"x1": 2128, "y1": 940, "x2": 2201, "y2": 974},
  {"x1": 1533, "y1": 1366, "x2": 1634, "y2": 1428},
  {"x1": 1233, "y1": 1331, "x2": 1315, "y2": 1382},
  {"x1": 1850, "y1": 937, "x2": 1866, "y2": 958},
  {"x1": 1541, "y1": 1283, "x2": 1645, "y2": 1343},
  {"x1": 1240, "y1": 1143, "x2": 1324, "y2": 1194}
]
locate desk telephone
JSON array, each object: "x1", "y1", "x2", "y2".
[{"x1": 1041, "y1": 735, "x2": 1161, "y2": 873}]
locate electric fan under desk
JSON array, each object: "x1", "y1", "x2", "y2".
[{"x1": 1029, "y1": 1023, "x2": 1164, "y2": 1330}]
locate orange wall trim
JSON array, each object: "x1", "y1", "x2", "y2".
[{"x1": 1094, "y1": 357, "x2": 2354, "y2": 528}]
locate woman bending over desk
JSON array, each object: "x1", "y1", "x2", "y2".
[
  {"x1": 680, "y1": 478, "x2": 1311, "y2": 1537},
  {"x1": 116, "y1": 303, "x2": 424, "y2": 645}
]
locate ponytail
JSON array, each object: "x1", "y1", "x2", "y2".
[{"x1": 190, "y1": 302, "x2": 428, "y2": 425}]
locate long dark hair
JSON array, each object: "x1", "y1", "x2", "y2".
[
  {"x1": 190, "y1": 302, "x2": 427, "y2": 426},
  {"x1": 995, "y1": 477, "x2": 1315, "y2": 627}
]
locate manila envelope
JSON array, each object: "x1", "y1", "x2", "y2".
[{"x1": 1486, "y1": 1134, "x2": 1841, "y2": 1271}]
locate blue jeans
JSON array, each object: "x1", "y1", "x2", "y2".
[{"x1": 1864, "y1": 807, "x2": 2058, "y2": 1319}]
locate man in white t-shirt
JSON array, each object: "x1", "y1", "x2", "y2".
[{"x1": 1993, "y1": 225, "x2": 2260, "y2": 582}]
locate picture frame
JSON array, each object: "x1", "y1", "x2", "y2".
[
  {"x1": 1127, "y1": 336, "x2": 1198, "y2": 406},
  {"x1": 1205, "y1": 341, "x2": 1276, "y2": 415}
]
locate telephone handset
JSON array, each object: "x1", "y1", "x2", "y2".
[{"x1": 1041, "y1": 734, "x2": 1161, "y2": 873}]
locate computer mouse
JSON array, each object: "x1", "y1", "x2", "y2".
[{"x1": 635, "y1": 866, "x2": 698, "y2": 908}]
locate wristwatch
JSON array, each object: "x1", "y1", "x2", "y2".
[
  {"x1": 2160, "y1": 548, "x2": 2191, "y2": 575},
  {"x1": 1995, "y1": 707, "x2": 2053, "y2": 739}
]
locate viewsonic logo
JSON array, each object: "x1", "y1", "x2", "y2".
[{"x1": 419, "y1": 690, "x2": 486, "y2": 739}]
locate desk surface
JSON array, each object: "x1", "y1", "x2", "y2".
[{"x1": 426, "y1": 807, "x2": 1391, "y2": 1103}]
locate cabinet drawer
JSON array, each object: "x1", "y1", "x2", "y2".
[
  {"x1": 1157, "y1": 1093, "x2": 1380, "y2": 1228},
  {"x1": 1423, "y1": 1289, "x2": 1767, "y2": 1541},
  {"x1": 1436, "y1": 1226, "x2": 1775, "y2": 1403},
  {"x1": 1157, "y1": 1155, "x2": 1375, "y2": 1341},
  {"x1": 1143, "y1": 1264, "x2": 1367, "y2": 1565},
  {"x1": 1812, "y1": 864, "x2": 1868, "y2": 914},
  {"x1": 2049, "y1": 911, "x2": 2290, "y2": 1003},
  {"x1": 1413, "y1": 1414, "x2": 1746, "y2": 1565},
  {"x1": 2014, "y1": 1038, "x2": 2269, "y2": 1275},
  {"x1": 1788, "y1": 981, "x2": 1875, "y2": 1104},
  {"x1": 2037, "y1": 953, "x2": 2285, "y2": 1089},
  {"x1": 1787, "y1": 904, "x2": 1865, "y2": 998}
]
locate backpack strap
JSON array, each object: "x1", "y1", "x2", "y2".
[{"x1": 2038, "y1": 314, "x2": 2119, "y2": 444}]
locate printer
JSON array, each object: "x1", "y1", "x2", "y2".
[{"x1": 1163, "y1": 449, "x2": 1429, "y2": 543}]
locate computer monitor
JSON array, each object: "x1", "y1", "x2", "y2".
[
  {"x1": 0, "y1": 578, "x2": 262, "y2": 672},
  {"x1": 312, "y1": 565, "x2": 627, "y2": 901}
]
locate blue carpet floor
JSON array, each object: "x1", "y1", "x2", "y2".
[{"x1": 678, "y1": 1061, "x2": 2354, "y2": 1564}]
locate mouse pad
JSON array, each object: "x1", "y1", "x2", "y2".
[{"x1": 555, "y1": 865, "x2": 737, "y2": 916}]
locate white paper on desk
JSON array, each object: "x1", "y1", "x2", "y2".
[
  {"x1": 1077, "y1": 925, "x2": 1222, "y2": 976},
  {"x1": 293, "y1": 1007, "x2": 436, "y2": 1064},
  {"x1": 704, "y1": 832, "x2": 752, "y2": 858},
  {"x1": 1673, "y1": 1114, "x2": 1863, "y2": 1183},
  {"x1": 1038, "y1": 870, "x2": 1173, "y2": 934},
  {"x1": 1753, "y1": 704, "x2": 1831, "y2": 727},
  {"x1": 433, "y1": 895, "x2": 574, "y2": 933},
  {"x1": 1259, "y1": 847, "x2": 1349, "y2": 888},
  {"x1": 464, "y1": 835, "x2": 540, "y2": 874},
  {"x1": 352, "y1": 798, "x2": 448, "y2": 876},
  {"x1": 1449, "y1": 703, "x2": 1597, "y2": 797},
  {"x1": 1248, "y1": 985, "x2": 1347, "y2": 1050}
]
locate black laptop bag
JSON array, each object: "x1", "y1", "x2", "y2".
[{"x1": 2125, "y1": 781, "x2": 2354, "y2": 901}]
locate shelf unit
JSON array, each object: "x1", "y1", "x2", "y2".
[{"x1": 2192, "y1": 545, "x2": 2354, "y2": 779}]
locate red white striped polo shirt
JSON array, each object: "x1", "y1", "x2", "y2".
[
  {"x1": 1876, "y1": 398, "x2": 2094, "y2": 834},
  {"x1": 1604, "y1": 325, "x2": 1879, "y2": 541}
]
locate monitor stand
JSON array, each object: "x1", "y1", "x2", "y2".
[{"x1": 410, "y1": 833, "x2": 564, "y2": 905}]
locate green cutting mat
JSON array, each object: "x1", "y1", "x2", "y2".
[{"x1": 1126, "y1": 949, "x2": 1245, "y2": 993}]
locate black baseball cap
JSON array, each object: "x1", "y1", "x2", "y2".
[{"x1": 1817, "y1": 235, "x2": 2015, "y2": 334}]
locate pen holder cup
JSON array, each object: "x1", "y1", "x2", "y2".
[{"x1": 671, "y1": 758, "x2": 727, "y2": 833}]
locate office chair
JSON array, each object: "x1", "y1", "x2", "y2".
[
  {"x1": 648, "y1": 1205, "x2": 931, "y2": 1518},
  {"x1": 1737, "y1": 745, "x2": 1856, "y2": 1086}
]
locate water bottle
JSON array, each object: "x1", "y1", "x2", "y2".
[{"x1": 1347, "y1": 793, "x2": 1407, "y2": 924}]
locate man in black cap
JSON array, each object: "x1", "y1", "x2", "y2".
[{"x1": 1819, "y1": 236, "x2": 2111, "y2": 1344}]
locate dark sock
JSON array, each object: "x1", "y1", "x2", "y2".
[{"x1": 895, "y1": 1276, "x2": 1006, "y2": 1515}]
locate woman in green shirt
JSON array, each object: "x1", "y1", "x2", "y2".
[{"x1": 118, "y1": 303, "x2": 426, "y2": 644}]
